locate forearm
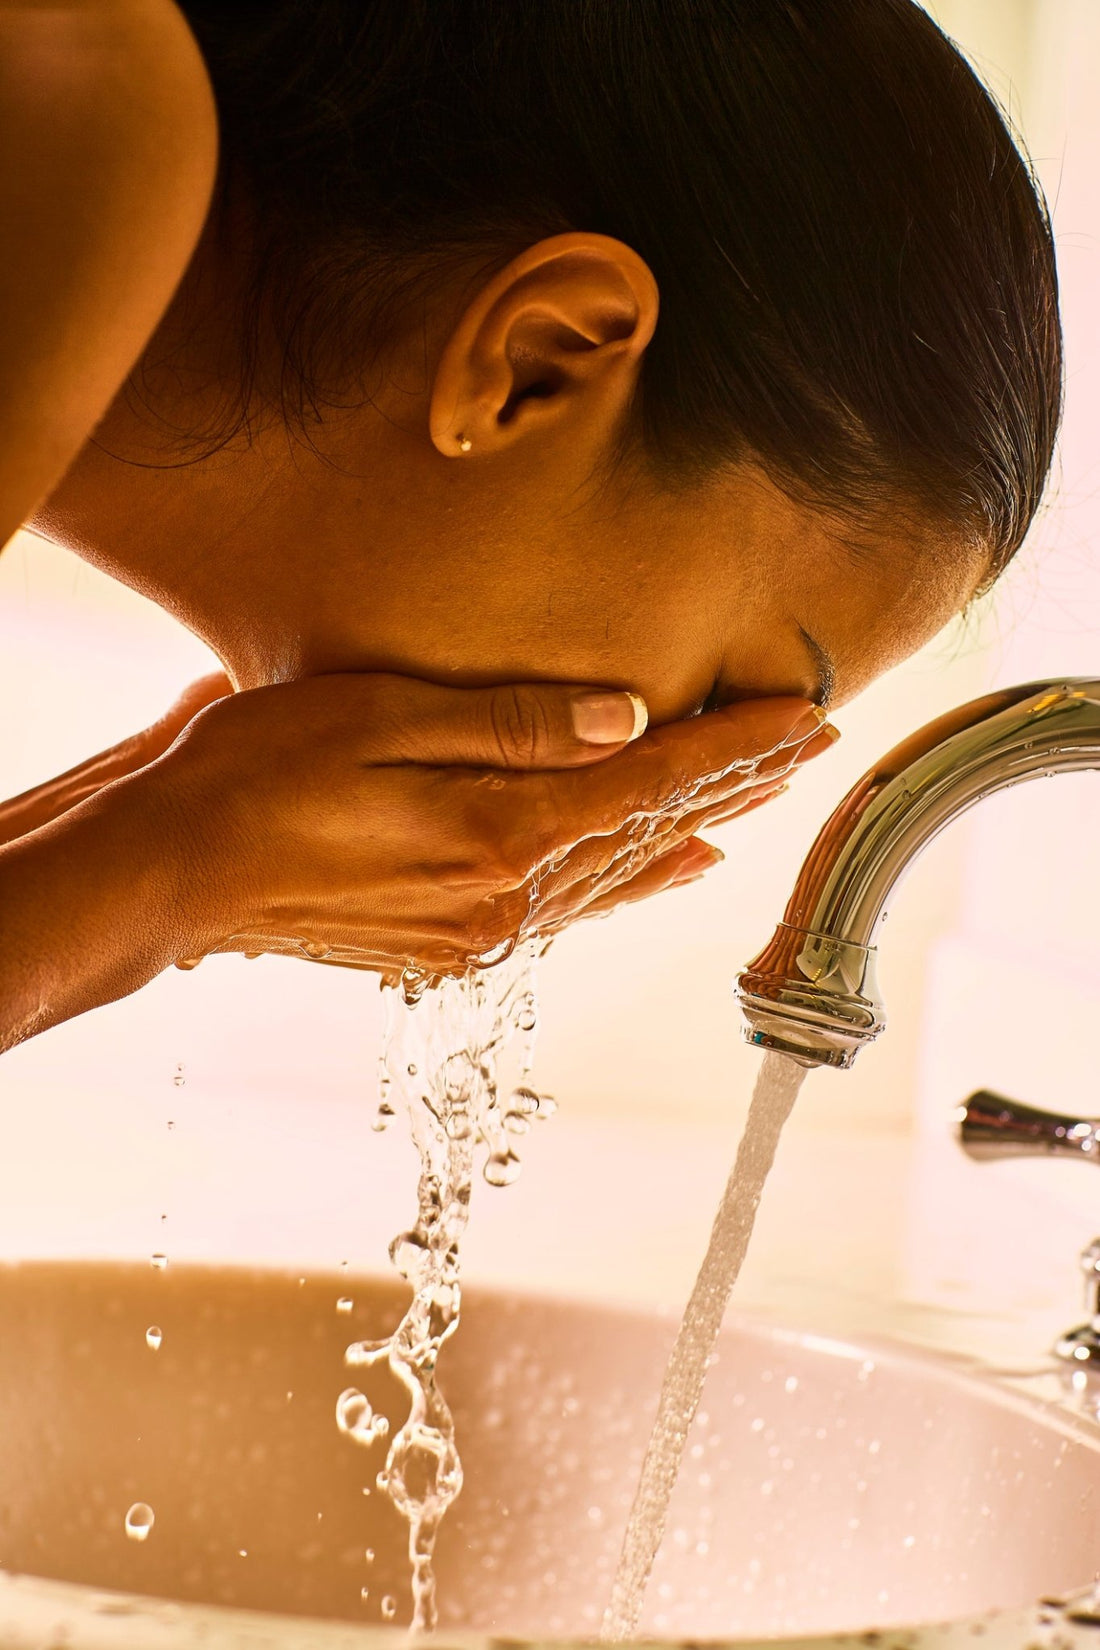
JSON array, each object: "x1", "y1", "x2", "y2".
[
  {"x1": 0, "y1": 744, "x2": 148, "y2": 847},
  {"x1": 0, "y1": 671, "x2": 234, "y2": 847},
  {"x1": 0, "y1": 0, "x2": 218, "y2": 547},
  {"x1": 0, "y1": 768, "x2": 207, "y2": 1051}
]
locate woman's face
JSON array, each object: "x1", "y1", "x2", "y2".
[{"x1": 39, "y1": 229, "x2": 987, "y2": 720}]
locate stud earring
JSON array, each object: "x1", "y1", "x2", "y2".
[{"x1": 456, "y1": 433, "x2": 472, "y2": 452}]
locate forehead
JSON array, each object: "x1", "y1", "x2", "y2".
[{"x1": 703, "y1": 468, "x2": 988, "y2": 707}]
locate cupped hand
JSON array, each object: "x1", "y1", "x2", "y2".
[
  {"x1": 0, "y1": 669, "x2": 233, "y2": 847},
  {"x1": 151, "y1": 673, "x2": 838, "y2": 977}
]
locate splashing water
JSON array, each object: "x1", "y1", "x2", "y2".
[
  {"x1": 343, "y1": 939, "x2": 555, "y2": 1632},
  {"x1": 601, "y1": 1051, "x2": 808, "y2": 1641}
]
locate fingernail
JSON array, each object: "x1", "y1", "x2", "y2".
[
  {"x1": 572, "y1": 691, "x2": 648, "y2": 745},
  {"x1": 792, "y1": 721, "x2": 842, "y2": 757},
  {"x1": 779, "y1": 705, "x2": 840, "y2": 747}
]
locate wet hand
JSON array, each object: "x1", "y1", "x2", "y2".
[
  {"x1": 149, "y1": 673, "x2": 838, "y2": 976},
  {"x1": 0, "y1": 669, "x2": 232, "y2": 847}
]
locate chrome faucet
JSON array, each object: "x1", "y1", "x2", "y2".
[
  {"x1": 735, "y1": 677, "x2": 1100, "y2": 1070},
  {"x1": 956, "y1": 1090, "x2": 1100, "y2": 1365}
]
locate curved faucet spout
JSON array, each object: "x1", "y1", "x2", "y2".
[{"x1": 735, "y1": 678, "x2": 1100, "y2": 1070}]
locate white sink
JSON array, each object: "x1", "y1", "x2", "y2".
[{"x1": 0, "y1": 1260, "x2": 1096, "y2": 1649}]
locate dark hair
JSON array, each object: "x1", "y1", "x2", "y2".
[{"x1": 176, "y1": 0, "x2": 1062, "y2": 584}]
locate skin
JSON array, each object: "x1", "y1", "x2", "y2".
[{"x1": 1, "y1": 1, "x2": 986, "y2": 1048}]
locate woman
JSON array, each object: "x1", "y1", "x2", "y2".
[{"x1": 0, "y1": 0, "x2": 1061, "y2": 1050}]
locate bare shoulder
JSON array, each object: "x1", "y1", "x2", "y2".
[{"x1": 0, "y1": 0, "x2": 219, "y2": 552}]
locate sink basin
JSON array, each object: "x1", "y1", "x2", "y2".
[{"x1": 0, "y1": 1260, "x2": 1097, "y2": 1648}]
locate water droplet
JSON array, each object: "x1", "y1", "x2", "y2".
[
  {"x1": 399, "y1": 965, "x2": 430, "y2": 1006},
  {"x1": 124, "y1": 1503, "x2": 154, "y2": 1542},
  {"x1": 145, "y1": 1326, "x2": 162, "y2": 1351},
  {"x1": 470, "y1": 937, "x2": 516, "y2": 967},
  {"x1": 364, "y1": 1547, "x2": 375, "y2": 1563},
  {"x1": 445, "y1": 1110, "x2": 473, "y2": 1140},
  {"x1": 238, "y1": 1548, "x2": 248, "y2": 1559},
  {"x1": 372, "y1": 1101, "x2": 395, "y2": 1134},
  {"x1": 300, "y1": 938, "x2": 331, "y2": 960},
  {"x1": 484, "y1": 1151, "x2": 521, "y2": 1187},
  {"x1": 336, "y1": 1297, "x2": 353, "y2": 1315},
  {"x1": 286, "y1": 1391, "x2": 294, "y2": 1402},
  {"x1": 535, "y1": 1094, "x2": 558, "y2": 1118},
  {"x1": 174, "y1": 955, "x2": 203, "y2": 971},
  {"x1": 150, "y1": 1254, "x2": 167, "y2": 1271},
  {"x1": 335, "y1": 1388, "x2": 389, "y2": 1447},
  {"x1": 360, "y1": 1587, "x2": 370, "y2": 1602},
  {"x1": 381, "y1": 1596, "x2": 397, "y2": 1620},
  {"x1": 173, "y1": 1065, "x2": 185, "y2": 1087},
  {"x1": 388, "y1": 1231, "x2": 430, "y2": 1282},
  {"x1": 407, "y1": 1063, "x2": 418, "y2": 1077},
  {"x1": 784, "y1": 1375, "x2": 799, "y2": 1393}
]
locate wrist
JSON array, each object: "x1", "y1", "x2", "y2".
[
  {"x1": 139, "y1": 734, "x2": 258, "y2": 958},
  {"x1": 0, "y1": 765, "x2": 210, "y2": 1050}
]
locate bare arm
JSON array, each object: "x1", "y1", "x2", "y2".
[
  {"x1": 0, "y1": 676, "x2": 834, "y2": 1052},
  {"x1": 0, "y1": 0, "x2": 218, "y2": 549},
  {"x1": 0, "y1": 672, "x2": 231, "y2": 846}
]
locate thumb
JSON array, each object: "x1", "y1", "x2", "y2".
[{"x1": 359, "y1": 676, "x2": 649, "y2": 769}]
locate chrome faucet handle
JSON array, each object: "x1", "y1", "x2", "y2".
[
  {"x1": 955, "y1": 1090, "x2": 1100, "y2": 1163},
  {"x1": 1053, "y1": 1241, "x2": 1100, "y2": 1367},
  {"x1": 954, "y1": 1091, "x2": 1100, "y2": 1366}
]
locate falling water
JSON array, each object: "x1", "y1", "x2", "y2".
[
  {"x1": 342, "y1": 939, "x2": 555, "y2": 1632},
  {"x1": 601, "y1": 1051, "x2": 808, "y2": 1641}
]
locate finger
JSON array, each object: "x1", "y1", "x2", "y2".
[
  {"x1": 527, "y1": 697, "x2": 836, "y2": 857},
  {"x1": 538, "y1": 836, "x2": 725, "y2": 932},
  {"x1": 525, "y1": 747, "x2": 816, "y2": 910},
  {"x1": 694, "y1": 780, "x2": 791, "y2": 830},
  {"x1": 145, "y1": 671, "x2": 235, "y2": 760},
  {"x1": 533, "y1": 832, "x2": 722, "y2": 930},
  {"x1": 310, "y1": 673, "x2": 650, "y2": 769}
]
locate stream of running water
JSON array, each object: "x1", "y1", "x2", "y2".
[{"x1": 600, "y1": 1050, "x2": 808, "y2": 1641}]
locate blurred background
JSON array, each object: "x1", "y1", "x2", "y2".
[{"x1": 0, "y1": 2, "x2": 1097, "y2": 1352}]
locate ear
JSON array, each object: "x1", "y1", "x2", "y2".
[{"x1": 428, "y1": 231, "x2": 659, "y2": 460}]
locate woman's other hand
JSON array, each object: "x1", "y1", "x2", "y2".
[
  {"x1": 0, "y1": 670, "x2": 231, "y2": 846},
  {"x1": 153, "y1": 674, "x2": 837, "y2": 976}
]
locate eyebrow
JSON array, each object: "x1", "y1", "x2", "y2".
[{"x1": 798, "y1": 624, "x2": 837, "y2": 710}]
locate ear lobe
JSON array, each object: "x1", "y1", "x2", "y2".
[{"x1": 428, "y1": 231, "x2": 659, "y2": 459}]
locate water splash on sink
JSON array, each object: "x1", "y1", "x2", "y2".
[
  {"x1": 602, "y1": 1050, "x2": 808, "y2": 1641},
  {"x1": 344, "y1": 939, "x2": 554, "y2": 1631}
]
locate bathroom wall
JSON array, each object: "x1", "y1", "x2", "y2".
[
  {"x1": 0, "y1": 2, "x2": 1094, "y2": 1281},
  {"x1": 908, "y1": 0, "x2": 1100, "y2": 1317}
]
